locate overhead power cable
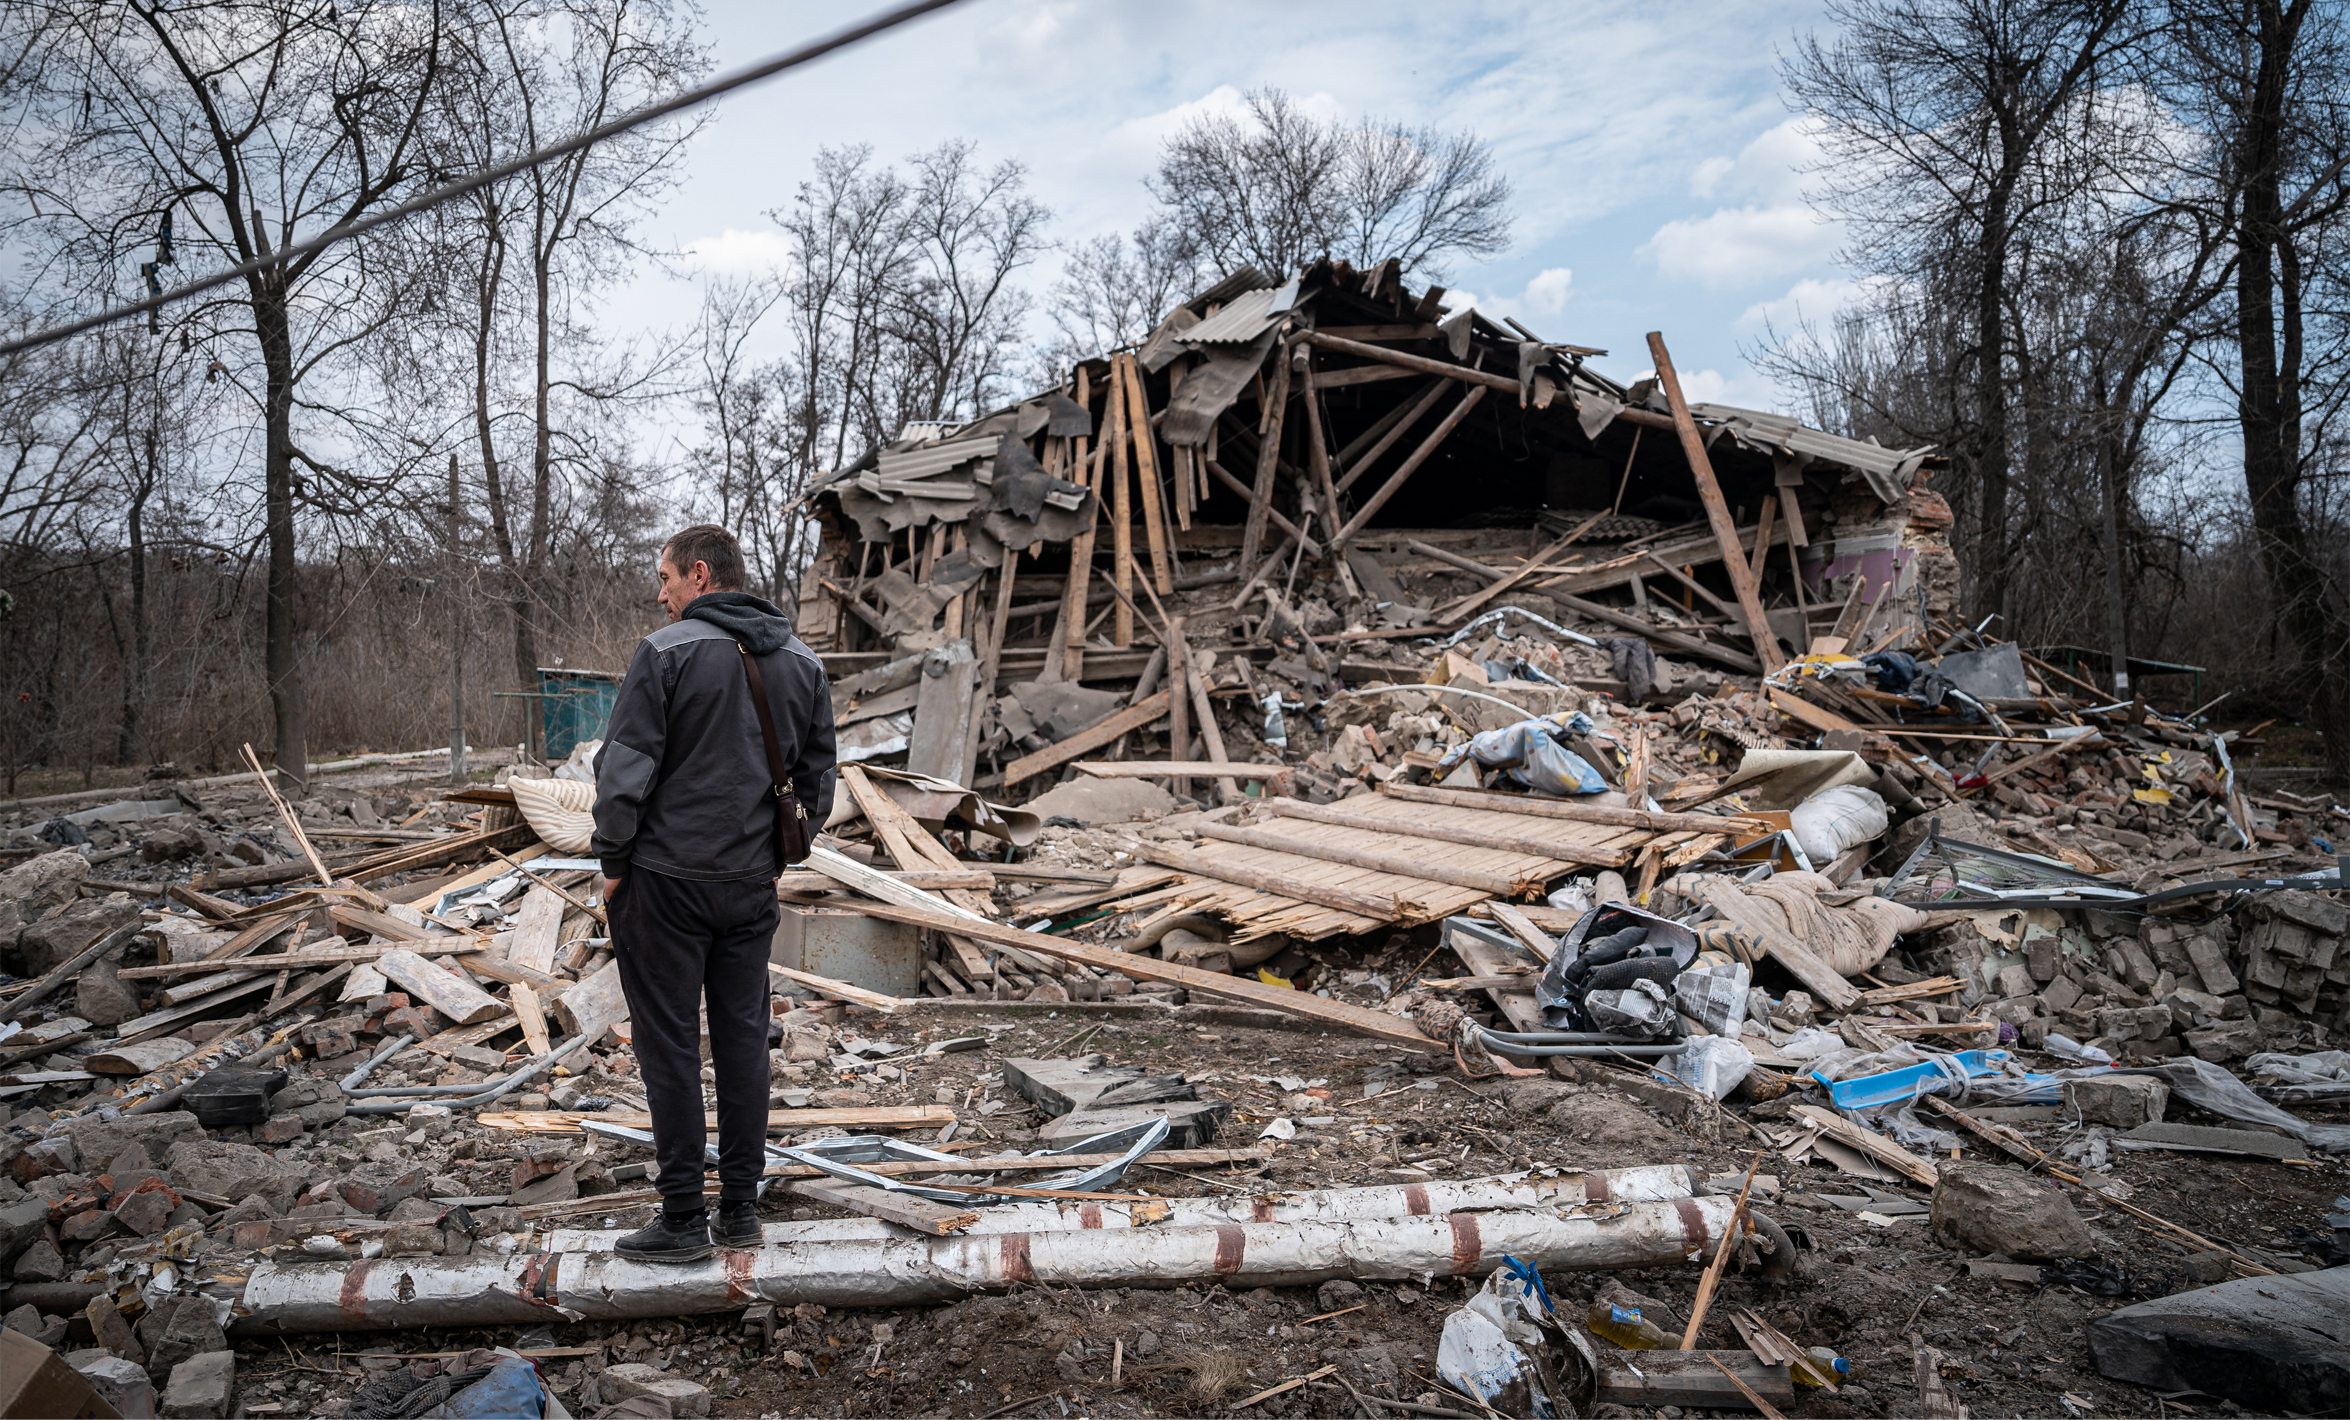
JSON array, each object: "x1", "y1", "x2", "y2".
[{"x1": 0, "y1": 0, "x2": 973, "y2": 358}]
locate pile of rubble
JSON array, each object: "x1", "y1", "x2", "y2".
[{"x1": 3, "y1": 255, "x2": 2348, "y2": 1420}]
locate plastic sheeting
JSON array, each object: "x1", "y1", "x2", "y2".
[
  {"x1": 1437, "y1": 712, "x2": 1607, "y2": 797},
  {"x1": 2246, "y1": 1051, "x2": 2350, "y2": 1103},
  {"x1": 1437, "y1": 1261, "x2": 1593, "y2": 1419},
  {"x1": 1668, "y1": 1036, "x2": 1755, "y2": 1099},
  {"x1": 1713, "y1": 748, "x2": 1878, "y2": 812}
]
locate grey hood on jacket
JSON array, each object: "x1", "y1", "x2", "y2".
[{"x1": 590, "y1": 592, "x2": 836, "y2": 882}]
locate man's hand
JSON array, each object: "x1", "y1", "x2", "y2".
[{"x1": 602, "y1": 876, "x2": 621, "y2": 906}]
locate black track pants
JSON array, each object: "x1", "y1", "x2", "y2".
[{"x1": 608, "y1": 867, "x2": 776, "y2": 1209}]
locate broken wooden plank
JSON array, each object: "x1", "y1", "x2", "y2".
[
  {"x1": 1122, "y1": 351, "x2": 1175, "y2": 596},
  {"x1": 377, "y1": 948, "x2": 508, "y2": 1026},
  {"x1": 775, "y1": 867, "x2": 996, "y2": 893},
  {"x1": 1194, "y1": 822, "x2": 1531, "y2": 896},
  {"x1": 1595, "y1": 1351, "x2": 1793, "y2": 1412},
  {"x1": 551, "y1": 958, "x2": 626, "y2": 1040},
  {"x1": 480, "y1": 1105, "x2": 955, "y2": 1134},
  {"x1": 1788, "y1": 1103, "x2": 1935, "y2": 1186},
  {"x1": 786, "y1": 1178, "x2": 977, "y2": 1236},
  {"x1": 1266, "y1": 797, "x2": 1633, "y2": 871},
  {"x1": 1002, "y1": 691, "x2": 1172, "y2": 786},
  {"x1": 1239, "y1": 342, "x2": 1292, "y2": 572},
  {"x1": 843, "y1": 901, "x2": 1440, "y2": 1050},
  {"x1": 508, "y1": 885, "x2": 566, "y2": 975},
  {"x1": 1125, "y1": 839, "x2": 1413, "y2": 920},
  {"x1": 509, "y1": 981, "x2": 551, "y2": 1055},
  {"x1": 1549, "y1": 592, "x2": 1764, "y2": 674},
  {"x1": 769, "y1": 963, "x2": 902, "y2": 1013},
  {"x1": 1647, "y1": 333, "x2": 1784, "y2": 674}
]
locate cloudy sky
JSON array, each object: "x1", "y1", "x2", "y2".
[{"x1": 615, "y1": 0, "x2": 1852, "y2": 415}]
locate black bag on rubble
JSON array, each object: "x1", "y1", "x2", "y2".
[{"x1": 1534, "y1": 902, "x2": 1700, "y2": 1033}]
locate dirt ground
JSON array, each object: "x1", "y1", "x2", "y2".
[{"x1": 201, "y1": 1001, "x2": 2348, "y2": 1420}]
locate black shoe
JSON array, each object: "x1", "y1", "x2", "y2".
[
  {"x1": 614, "y1": 1210, "x2": 712, "y2": 1264},
  {"x1": 715, "y1": 1201, "x2": 762, "y2": 1248}
]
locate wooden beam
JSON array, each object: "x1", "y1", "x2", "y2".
[
  {"x1": 769, "y1": 963, "x2": 902, "y2": 1013},
  {"x1": 1299, "y1": 350, "x2": 1344, "y2": 540},
  {"x1": 1203, "y1": 458, "x2": 1321, "y2": 553},
  {"x1": 787, "y1": 1178, "x2": 977, "y2": 1235},
  {"x1": 1122, "y1": 352, "x2": 1175, "y2": 596},
  {"x1": 1239, "y1": 342, "x2": 1292, "y2": 571},
  {"x1": 1548, "y1": 592, "x2": 1763, "y2": 674},
  {"x1": 1332, "y1": 384, "x2": 1486, "y2": 548},
  {"x1": 1647, "y1": 332, "x2": 1784, "y2": 673},
  {"x1": 1108, "y1": 354, "x2": 1136, "y2": 646},
  {"x1": 1438, "y1": 512, "x2": 1602, "y2": 620},
  {"x1": 1377, "y1": 781, "x2": 1768, "y2": 837},
  {"x1": 509, "y1": 982, "x2": 551, "y2": 1055},
  {"x1": 840, "y1": 901, "x2": 1440, "y2": 1050},
  {"x1": 1266, "y1": 796, "x2": 1632, "y2": 869},
  {"x1": 508, "y1": 885, "x2": 565, "y2": 975},
  {"x1": 1333, "y1": 377, "x2": 1452, "y2": 495},
  {"x1": 1060, "y1": 368, "x2": 1101, "y2": 681},
  {"x1": 1001, "y1": 691, "x2": 1171, "y2": 786}
]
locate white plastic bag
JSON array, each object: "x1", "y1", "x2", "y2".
[
  {"x1": 1436, "y1": 1265, "x2": 1586, "y2": 1418},
  {"x1": 1667, "y1": 1035, "x2": 1755, "y2": 1099},
  {"x1": 1790, "y1": 783, "x2": 1889, "y2": 863}
]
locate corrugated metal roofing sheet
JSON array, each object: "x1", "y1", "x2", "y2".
[
  {"x1": 1689, "y1": 402, "x2": 1929, "y2": 504},
  {"x1": 874, "y1": 436, "x2": 995, "y2": 481},
  {"x1": 1182, "y1": 277, "x2": 1299, "y2": 346}
]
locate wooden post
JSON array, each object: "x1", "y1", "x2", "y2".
[
  {"x1": 1060, "y1": 370, "x2": 1102, "y2": 682},
  {"x1": 1332, "y1": 385, "x2": 1485, "y2": 548},
  {"x1": 1746, "y1": 493, "x2": 1777, "y2": 587},
  {"x1": 1165, "y1": 616, "x2": 1189, "y2": 802},
  {"x1": 965, "y1": 552, "x2": 1019, "y2": 783},
  {"x1": 1239, "y1": 343, "x2": 1292, "y2": 572},
  {"x1": 1646, "y1": 332, "x2": 1784, "y2": 673},
  {"x1": 1109, "y1": 356, "x2": 1136, "y2": 647},
  {"x1": 1121, "y1": 354, "x2": 1175, "y2": 596},
  {"x1": 1299, "y1": 347, "x2": 1343, "y2": 540}
]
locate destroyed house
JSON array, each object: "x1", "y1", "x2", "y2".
[{"x1": 795, "y1": 259, "x2": 1955, "y2": 792}]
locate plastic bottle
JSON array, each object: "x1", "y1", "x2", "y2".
[
  {"x1": 1585, "y1": 1300, "x2": 1669, "y2": 1349},
  {"x1": 2043, "y1": 1032, "x2": 2114, "y2": 1066},
  {"x1": 1793, "y1": 1348, "x2": 1851, "y2": 1387}
]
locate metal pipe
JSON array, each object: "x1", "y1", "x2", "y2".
[
  {"x1": 1475, "y1": 1028, "x2": 1687, "y2": 1058},
  {"x1": 539, "y1": 1169, "x2": 1703, "y2": 1251},
  {"x1": 344, "y1": 1035, "x2": 590, "y2": 1114},
  {"x1": 231, "y1": 1195, "x2": 1743, "y2": 1332}
]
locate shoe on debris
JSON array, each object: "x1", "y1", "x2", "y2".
[{"x1": 614, "y1": 1209, "x2": 713, "y2": 1264}]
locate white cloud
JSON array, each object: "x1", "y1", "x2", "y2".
[
  {"x1": 1738, "y1": 276, "x2": 1866, "y2": 332},
  {"x1": 1642, "y1": 205, "x2": 1839, "y2": 288},
  {"x1": 680, "y1": 229, "x2": 790, "y2": 276},
  {"x1": 1454, "y1": 266, "x2": 1573, "y2": 328}
]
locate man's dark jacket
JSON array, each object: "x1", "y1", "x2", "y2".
[{"x1": 592, "y1": 592, "x2": 836, "y2": 881}]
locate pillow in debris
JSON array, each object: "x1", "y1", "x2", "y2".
[{"x1": 507, "y1": 775, "x2": 595, "y2": 855}]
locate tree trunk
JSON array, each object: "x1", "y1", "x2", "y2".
[
  {"x1": 2236, "y1": 0, "x2": 2350, "y2": 782},
  {"x1": 2094, "y1": 366, "x2": 2131, "y2": 697},
  {"x1": 1972, "y1": 183, "x2": 2012, "y2": 625},
  {"x1": 448, "y1": 452, "x2": 467, "y2": 786},
  {"x1": 257, "y1": 276, "x2": 307, "y2": 791},
  {"x1": 117, "y1": 429, "x2": 153, "y2": 766}
]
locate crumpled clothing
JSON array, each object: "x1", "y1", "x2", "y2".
[
  {"x1": 1608, "y1": 637, "x2": 1657, "y2": 703},
  {"x1": 1722, "y1": 871, "x2": 1929, "y2": 977},
  {"x1": 1437, "y1": 711, "x2": 1606, "y2": 796},
  {"x1": 1861, "y1": 651, "x2": 1917, "y2": 693}
]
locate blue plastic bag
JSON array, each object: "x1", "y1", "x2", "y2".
[{"x1": 1436, "y1": 711, "x2": 1606, "y2": 796}]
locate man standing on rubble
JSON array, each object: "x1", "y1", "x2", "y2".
[{"x1": 592, "y1": 524, "x2": 836, "y2": 1262}]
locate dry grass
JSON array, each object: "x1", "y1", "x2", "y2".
[{"x1": 1136, "y1": 1350, "x2": 1251, "y2": 1403}]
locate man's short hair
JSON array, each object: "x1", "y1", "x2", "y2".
[{"x1": 661, "y1": 524, "x2": 746, "y2": 590}]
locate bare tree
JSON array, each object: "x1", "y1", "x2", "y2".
[
  {"x1": 2146, "y1": 0, "x2": 2350, "y2": 780},
  {"x1": 1047, "y1": 215, "x2": 1205, "y2": 363},
  {"x1": 2, "y1": 0, "x2": 450, "y2": 787},
  {"x1": 1146, "y1": 87, "x2": 1512, "y2": 279},
  {"x1": 418, "y1": 0, "x2": 703, "y2": 758},
  {"x1": 1782, "y1": 0, "x2": 2141, "y2": 622}
]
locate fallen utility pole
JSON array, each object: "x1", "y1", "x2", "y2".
[{"x1": 231, "y1": 1196, "x2": 1741, "y2": 1331}]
